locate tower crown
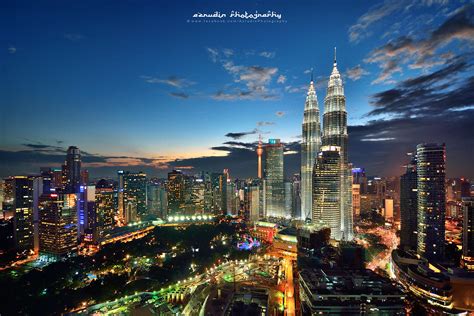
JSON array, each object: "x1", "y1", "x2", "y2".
[{"x1": 327, "y1": 47, "x2": 343, "y2": 95}]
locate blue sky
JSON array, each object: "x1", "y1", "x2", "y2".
[{"x1": 1, "y1": 0, "x2": 473, "y2": 178}]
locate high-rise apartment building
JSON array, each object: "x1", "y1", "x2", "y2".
[
  {"x1": 39, "y1": 193, "x2": 78, "y2": 260},
  {"x1": 416, "y1": 143, "x2": 446, "y2": 261},
  {"x1": 264, "y1": 139, "x2": 285, "y2": 217},
  {"x1": 400, "y1": 155, "x2": 418, "y2": 251},
  {"x1": 63, "y1": 146, "x2": 81, "y2": 193},
  {"x1": 462, "y1": 198, "x2": 474, "y2": 270},
  {"x1": 12, "y1": 176, "x2": 34, "y2": 252}
]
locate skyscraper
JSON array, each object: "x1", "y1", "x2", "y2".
[
  {"x1": 39, "y1": 193, "x2": 78, "y2": 260},
  {"x1": 352, "y1": 184, "x2": 361, "y2": 217},
  {"x1": 416, "y1": 143, "x2": 446, "y2": 261},
  {"x1": 121, "y1": 171, "x2": 147, "y2": 219},
  {"x1": 313, "y1": 49, "x2": 353, "y2": 240},
  {"x1": 312, "y1": 146, "x2": 343, "y2": 240},
  {"x1": 322, "y1": 49, "x2": 348, "y2": 164},
  {"x1": 264, "y1": 139, "x2": 285, "y2": 217},
  {"x1": 63, "y1": 146, "x2": 81, "y2": 193},
  {"x1": 211, "y1": 172, "x2": 227, "y2": 214},
  {"x1": 95, "y1": 179, "x2": 115, "y2": 236},
  {"x1": 462, "y1": 198, "x2": 474, "y2": 270},
  {"x1": 291, "y1": 174, "x2": 301, "y2": 219},
  {"x1": 167, "y1": 170, "x2": 185, "y2": 216},
  {"x1": 12, "y1": 176, "x2": 34, "y2": 252},
  {"x1": 301, "y1": 74, "x2": 321, "y2": 219},
  {"x1": 352, "y1": 167, "x2": 367, "y2": 194},
  {"x1": 147, "y1": 180, "x2": 167, "y2": 218},
  {"x1": 400, "y1": 155, "x2": 418, "y2": 251},
  {"x1": 257, "y1": 135, "x2": 263, "y2": 179},
  {"x1": 284, "y1": 181, "x2": 293, "y2": 218},
  {"x1": 249, "y1": 180, "x2": 262, "y2": 222}
]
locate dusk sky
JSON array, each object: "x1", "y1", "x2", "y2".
[{"x1": 1, "y1": 0, "x2": 473, "y2": 179}]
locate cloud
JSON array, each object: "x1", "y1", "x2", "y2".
[
  {"x1": 141, "y1": 75, "x2": 194, "y2": 88},
  {"x1": 349, "y1": 0, "x2": 404, "y2": 43},
  {"x1": 223, "y1": 141, "x2": 256, "y2": 149},
  {"x1": 0, "y1": 142, "x2": 174, "y2": 178},
  {"x1": 170, "y1": 92, "x2": 189, "y2": 99},
  {"x1": 22, "y1": 143, "x2": 55, "y2": 150},
  {"x1": 64, "y1": 33, "x2": 84, "y2": 41},
  {"x1": 348, "y1": 110, "x2": 474, "y2": 177},
  {"x1": 8, "y1": 46, "x2": 16, "y2": 54},
  {"x1": 368, "y1": 59, "x2": 473, "y2": 117},
  {"x1": 345, "y1": 65, "x2": 369, "y2": 81},
  {"x1": 259, "y1": 51, "x2": 276, "y2": 58},
  {"x1": 212, "y1": 90, "x2": 278, "y2": 101},
  {"x1": 222, "y1": 48, "x2": 234, "y2": 57},
  {"x1": 360, "y1": 137, "x2": 396, "y2": 142},
  {"x1": 256, "y1": 121, "x2": 275, "y2": 127},
  {"x1": 284, "y1": 85, "x2": 306, "y2": 94},
  {"x1": 207, "y1": 48, "x2": 280, "y2": 101},
  {"x1": 207, "y1": 47, "x2": 219, "y2": 62},
  {"x1": 365, "y1": 5, "x2": 474, "y2": 84},
  {"x1": 225, "y1": 129, "x2": 259, "y2": 140},
  {"x1": 277, "y1": 75, "x2": 286, "y2": 84},
  {"x1": 275, "y1": 111, "x2": 286, "y2": 117}
]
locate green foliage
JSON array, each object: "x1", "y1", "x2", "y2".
[{"x1": 0, "y1": 223, "x2": 240, "y2": 315}]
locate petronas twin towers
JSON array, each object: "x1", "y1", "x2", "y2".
[{"x1": 301, "y1": 49, "x2": 353, "y2": 241}]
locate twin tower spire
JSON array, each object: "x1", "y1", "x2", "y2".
[{"x1": 300, "y1": 48, "x2": 352, "y2": 241}]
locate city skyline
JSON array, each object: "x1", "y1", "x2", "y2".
[
  {"x1": 1, "y1": 2, "x2": 474, "y2": 314},
  {"x1": 1, "y1": 1, "x2": 474, "y2": 179}
]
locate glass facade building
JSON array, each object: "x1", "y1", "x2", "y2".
[
  {"x1": 400, "y1": 155, "x2": 418, "y2": 251},
  {"x1": 63, "y1": 146, "x2": 81, "y2": 194},
  {"x1": 12, "y1": 176, "x2": 34, "y2": 252},
  {"x1": 312, "y1": 146, "x2": 343, "y2": 240},
  {"x1": 39, "y1": 193, "x2": 78, "y2": 259},
  {"x1": 313, "y1": 51, "x2": 353, "y2": 241},
  {"x1": 416, "y1": 143, "x2": 446, "y2": 261},
  {"x1": 265, "y1": 139, "x2": 285, "y2": 217},
  {"x1": 301, "y1": 76, "x2": 321, "y2": 220}
]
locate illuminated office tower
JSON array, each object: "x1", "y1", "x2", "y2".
[
  {"x1": 264, "y1": 139, "x2": 285, "y2": 217},
  {"x1": 117, "y1": 170, "x2": 125, "y2": 224},
  {"x1": 167, "y1": 170, "x2": 185, "y2": 216},
  {"x1": 312, "y1": 146, "x2": 343, "y2": 240},
  {"x1": 63, "y1": 146, "x2": 81, "y2": 193},
  {"x1": 291, "y1": 174, "x2": 301, "y2": 218},
  {"x1": 257, "y1": 136, "x2": 263, "y2": 179},
  {"x1": 352, "y1": 167, "x2": 367, "y2": 194},
  {"x1": 211, "y1": 172, "x2": 227, "y2": 214},
  {"x1": 191, "y1": 178, "x2": 205, "y2": 213},
  {"x1": 226, "y1": 180, "x2": 237, "y2": 216},
  {"x1": 400, "y1": 155, "x2": 418, "y2": 251},
  {"x1": 301, "y1": 74, "x2": 321, "y2": 219},
  {"x1": 322, "y1": 49, "x2": 348, "y2": 163},
  {"x1": 317, "y1": 49, "x2": 353, "y2": 240},
  {"x1": 462, "y1": 198, "x2": 474, "y2": 269},
  {"x1": 0, "y1": 179, "x2": 5, "y2": 215},
  {"x1": 121, "y1": 171, "x2": 147, "y2": 219},
  {"x1": 352, "y1": 184, "x2": 361, "y2": 217},
  {"x1": 38, "y1": 193, "x2": 78, "y2": 260},
  {"x1": 125, "y1": 199, "x2": 138, "y2": 224},
  {"x1": 284, "y1": 181, "x2": 293, "y2": 218},
  {"x1": 147, "y1": 181, "x2": 167, "y2": 218},
  {"x1": 12, "y1": 176, "x2": 34, "y2": 252},
  {"x1": 416, "y1": 143, "x2": 446, "y2": 261},
  {"x1": 95, "y1": 179, "x2": 115, "y2": 236},
  {"x1": 249, "y1": 180, "x2": 262, "y2": 222}
]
